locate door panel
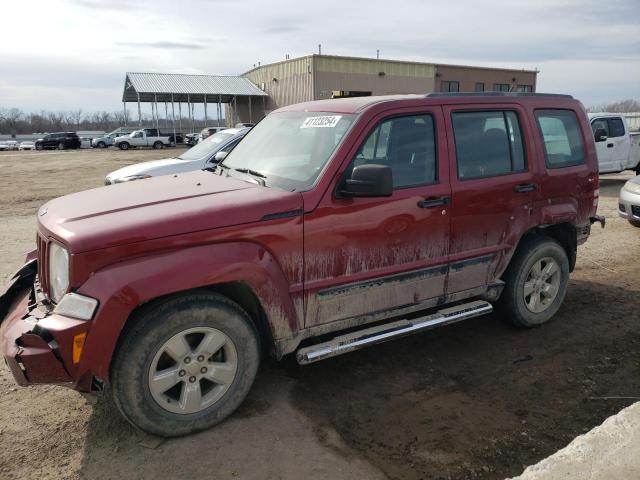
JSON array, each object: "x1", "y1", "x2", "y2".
[
  {"x1": 444, "y1": 105, "x2": 537, "y2": 294},
  {"x1": 303, "y1": 108, "x2": 450, "y2": 327}
]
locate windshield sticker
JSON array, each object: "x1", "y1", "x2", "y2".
[{"x1": 301, "y1": 115, "x2": 342, "y2": 128}]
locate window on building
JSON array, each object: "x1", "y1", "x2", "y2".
[
  {"x1": 517, "y1": 85, "x2": 533, "y2": 93},
  {"x1": 493, "y1": 83, "x2": 511, "y2": 92},
  {"x1": 535, "y1": 109, "x2": 585, "y2": 168},
  {"x1": 452, "y1": 110, "x2": 526, "y2": 179},
  {"x1": 352, "y1": 114, "x2": 437, "y2": 188},
  {"x1": 441, "y1": 81, "x2": 460, "y2": 93},
  {"x1": 475, "y1": 82, "x2": 485, "y2": 92}
]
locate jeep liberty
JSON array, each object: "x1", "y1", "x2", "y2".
[{"x1": 0, "y1": 93, "x2": 604, "y2": 436}]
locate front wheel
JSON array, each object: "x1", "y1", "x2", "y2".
[
  {"x1": 495, "y1": 236, "x2": 569, "y2": 327},
  {"x1": 153, "y1": 141, "x2": 164, "y2": 149},
  {"x1": 58, "y1": 142, "x2": 65, "y2": 150},
  {"x1": 97, "y1": 141, "x2": 106, "y2": 148},
  {"x1": 111, "y1": 292, "x2": 260, "y2": 437},
  {"x1": 35, "y1": 143, "x2": 43, "y2": 150},
  {"x1": 118, "y1": 142, "x2": 129, "y2": 150},
  {"x1": 629, "y1": 219, "x2": 640, "y2": 228}
]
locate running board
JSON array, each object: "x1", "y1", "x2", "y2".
[{"x1": 296, "y1": 300, "x2": 493, "y2": 365}]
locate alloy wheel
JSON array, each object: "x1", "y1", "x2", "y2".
[{"x1": 523, "y1": 257, "x2": 561, "y2": 313}]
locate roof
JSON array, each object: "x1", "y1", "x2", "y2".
[
  {"x1": 123, "y1": 72, "x2": 267, "y2": 103},
  {"x1": 243, "y1": 54, "x2": 538, "y2": 76},
  {"x1": 278, "y1": 92, "x2": 577, "y2": 115}
]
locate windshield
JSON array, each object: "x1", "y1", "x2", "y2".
[
  {"x1": 222, "y1": 112, "x2": 356, "y2": 191},
  {"x1": 178, "y1": 131, "x2": 236, "y2": 161}
]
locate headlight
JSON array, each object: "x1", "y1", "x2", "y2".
[
  {"x1": 49, "y1": 243, "x2": 69, "y2": 303},
  {"x1": 624, "y1": 181, "x2": 640, "y2": 195},
  {"x1": 112, "y1": 174, "x2": 152, "y2": 183}
]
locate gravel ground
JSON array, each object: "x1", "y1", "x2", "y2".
[{"x1": 0, "y1": 149, "x2": 638, "y2": 480}]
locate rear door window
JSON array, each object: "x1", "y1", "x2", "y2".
[
  {"x1": 535, "y1": 110, "x2": 585, "y2": 168},
  {"x1": 607, "y1": 118, "x2": 625, "y2": 138},
  {"x1": 451, "y1": 110, "x2": 526, "y2": 180}
]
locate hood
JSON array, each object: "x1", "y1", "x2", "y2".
[
  {"x1": 38, "y1": 170, "x2": 303, "y2": 253},
  {"x1": 106, "y1": 157, "x2": 202, "y2": 182}
]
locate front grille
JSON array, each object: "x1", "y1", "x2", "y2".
[
  {"x1": 36, "y1": 234, "x2": 49, "y2": 300},
  {"x1": 619, "y1": 203, "x2": 626, "y2": 213},
  {"x1": 632, "y1": 205, "x2": 640, "y2": 218}
]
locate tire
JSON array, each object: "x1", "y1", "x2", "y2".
[
  {"x1": 118, "y1": 142, "x2": 129, "y2": 150},
  {"x1": 98, "y1": 141, "x2": 106, "y2": 148},
  {"x1": 495, "y1": 235, "x2": 570, "y2": 328},
  {"x1": 153, "y1": 141, "x2": 163, "y2": 149},
  {"x1": 58, "y1": 142, "x2": 65, "y2": 150},
  {"x1": 110, "y1": 291, "x2": 260, "y2": 437},
  {"x1": 629, "y1": 219, "x2": 640, "y2": 228},
  {"x1": 35, "y1": 143, "x2": 43, "y2": 151}
]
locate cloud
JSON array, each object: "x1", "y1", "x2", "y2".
[{"x1": 115, "y1": 41, "x2": 207, "y2": 50}]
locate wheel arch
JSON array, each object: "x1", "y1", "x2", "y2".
[{"x1": 509, "y1": 222, "x2": 577, "y2": 274}]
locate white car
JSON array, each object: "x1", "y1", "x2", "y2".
[
  {"x1": 6, "y1": 140, "x2": 18, "y2": 150},
  {"x1": 105, "y1": 128, "x2": 249, "y2": 184},
  {"x1": 19, "y1": 141, "x2": 35, "y2": 150},
  {"x1": 619, "y1": 175, "x2": 640, "y2": 227},
  {"x1": 0, "y1": 143, "x2": 9, "y2": 151}
]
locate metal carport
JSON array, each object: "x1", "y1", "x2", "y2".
[{"x1": 122, "y1": 72, "x2": 268, "y2": 136}]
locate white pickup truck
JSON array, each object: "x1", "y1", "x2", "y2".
[
  {"x1": 589, "y1": 113, "x2": 640, "y2": 174},
  {"x1": 114, "y1": 128, "x2": 177, "y2": 150}
]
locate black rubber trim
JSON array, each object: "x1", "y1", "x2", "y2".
[
  {"x1": 450, "y1": 254, "x2": 493, "y2": 272},
  {"x1": 261, "y1": 209, "x2": 304, "y2": 221},
  {"x1": 318, "y1": 264, "x2": 448, "y2": 297}
]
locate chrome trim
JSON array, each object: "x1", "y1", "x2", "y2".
[{"x1": 296, "y1": 300, "x2": 492, "y2": 364}]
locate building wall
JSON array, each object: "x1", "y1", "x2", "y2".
[
  {"x1": 434, "y1": 64, "x2": 537, "y2": 93},
  {"x1": 313, "y1": 55, "x2": 436, "y2": 99}
]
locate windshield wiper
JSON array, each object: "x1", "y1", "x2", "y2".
[
  {"x1": 234, "y1": 168, "x2": 267, "y2": 186},
  {"x1": 203, "y1": 163, "x2": 230, "y2": 173}
]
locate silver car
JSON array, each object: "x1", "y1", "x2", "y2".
[
  {"x1": 105, "y1": 127, "x2": 249, "y2": 184},
  {"x1": 618, "y1": 175, "x2": 640, "y2": 227}
]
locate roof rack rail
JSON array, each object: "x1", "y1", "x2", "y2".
[{"x1": 425, "y1": 92, "x2": 574, "y2": 99}]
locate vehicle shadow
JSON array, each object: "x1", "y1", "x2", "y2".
[
  {"x1": 77, "y1": 279, "x2": 640, "y2": 480},
  {"x1": 599, "y1": 173, "x2": 632, "y2": 198}
]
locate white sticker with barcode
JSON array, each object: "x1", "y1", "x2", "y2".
[{"x1": 301, "y1": 115, "x2": 342, "y2": 128}]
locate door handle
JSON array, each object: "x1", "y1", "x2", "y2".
[
  {"x1": 607, "y1": 143, "x2": 614, "y2": 148},
  {"x1": 514, "y1": 183, "x2": 537, "y2": 193},
  {"x1": 418, "y1": 197, "x2": 450, "y2": 208}
]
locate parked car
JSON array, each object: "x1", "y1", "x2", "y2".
[
  {"x1": 79, "y1": 137, "x2": 93, "y2": 149},
  {"x1": 35, "y1": 132, "x2": 81, "y2": 150},
  {"x1": 19, "y1": 141, "x2": 35, "y2": 150},
  {"x1": 91, "y1": 128, "x2": 135, "y2": 148},
  {"x1": 0, "y1": 143, "x2": 9, "y2": 151},
  {"x1": 618, "y1": 174, "x2": 640, "y2": 227},
  {"x1": 0, "y1": 92, "x2": 604, "y2": 437},
  {"x1": 589, "y1": 113, "x2": 640, "y2": 174},
  {"x1": 6, "y1": 140, "x2": 18, "y2": 150},
  {"x1": 105, "y1": 128, "x2": 249, "y2": 184},
  {"x1": 199, "y1": 126, "x2": 227, "y2": 141},
  {"x1": 114, "y1": 128, "x2": 181, "y2": 150},
  {"x1": 184, "y1": 133, "x2": 200, "y2": 146}
]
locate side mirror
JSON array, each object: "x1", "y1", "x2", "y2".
[
  {"x1": 213, "y1": 151, "x2": 228, "y2": 163},
  {"x1": 341, "y1": 164, "x2": 393, "y2": 197},
  {"x1": 594, "y1": 128, "x2": 608, "y2": 143}
]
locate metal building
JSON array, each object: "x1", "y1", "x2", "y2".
[
  {"x1": 234, "y1": 54, "x2": 538, "y2": 121},
  {"x1": 122, "y1": 72, "x2": 268, "y2": 133}
]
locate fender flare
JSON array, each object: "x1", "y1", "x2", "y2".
[{"x1": 75, "y1": 242, "x2": 299, "y2": 381}]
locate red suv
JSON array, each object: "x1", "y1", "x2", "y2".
[{"x1": 0, "y1": 93, "x2": 604, "y2": 436}]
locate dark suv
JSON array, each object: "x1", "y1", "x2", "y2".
[
  {"x1": 0, "y1": 93, "x2": 604, "y2": 437},
  {"x1": 35, "y1": 132, "x2": 81, "y2": 150}
]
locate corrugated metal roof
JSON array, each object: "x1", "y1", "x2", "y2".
[{"x1": 123, "y1": 72, "x2": 267, "y2": 103}]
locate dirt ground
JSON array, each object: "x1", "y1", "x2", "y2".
[{"x1": 0, "y1": 149, "x2": 638, "y2": 480}]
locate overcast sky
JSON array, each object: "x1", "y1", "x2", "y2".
[{"x1": 1, "y1": 0, "x2": 638, "y2": 115}]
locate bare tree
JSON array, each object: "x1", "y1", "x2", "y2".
[
  {"x1": 587, "y1": 99, "x2": 640, "y2": 113},
  {"x1": 1, "y1": 108, "x2": 24, "y2": 136}
]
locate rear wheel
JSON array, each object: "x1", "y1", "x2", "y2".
[
  {"x1": 58, "y1": 142, "x2": 65, "y2": 150},
  {"x1": 495, "y1": 236, "x2": 569, "y2": 327},
  {"x1": 153, "y1": 141, "x2": 164, "y2": 149},
  {"x1": 111, "y1": 292, "x2": 260, "y2": 437}
]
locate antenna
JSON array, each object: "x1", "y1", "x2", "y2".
[
  {"x1": 376, "y1": 49, "x2": 380, "y2": 59},
  {"x1": 318, "y1": 44, "x2": 322, "y2": 55}
]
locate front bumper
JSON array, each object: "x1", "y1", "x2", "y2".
[
  {"x1": 0, "y1": 260, "x2": 91, "y2": 389},
  {"x1": 619, "y1": 187, "x2": 640, "y2": 222}
]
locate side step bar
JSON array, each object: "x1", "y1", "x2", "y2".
[{"x1": 296, "y1": 300, "x2": 492, "y2": 365}]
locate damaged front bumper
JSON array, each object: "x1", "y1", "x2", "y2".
[{"x1": 0, "y1": 258, "x2": 92, "y2": 389}]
